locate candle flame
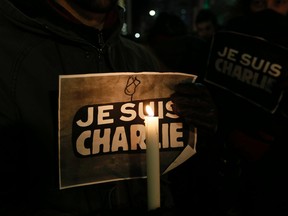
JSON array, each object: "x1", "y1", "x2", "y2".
[{"x1": 146, "y1": 105, "x2": 154, "y2": 117}]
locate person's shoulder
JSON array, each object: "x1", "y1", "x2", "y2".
[
  {"x1": 119, "y1": 36, "x2": 147, "y2": 50},
  {"x1": 223, "y1": 10, "x2": 288, "y2": 47},
  {"x1": 119, "y1": 36, "x2": 154, "y2": 56},
  {"x1": 224, "y1": 14, "x2": 250, "y2": 32},
  {"x1": 117, "y1": 36, "x2": 161, "y2": 70}
]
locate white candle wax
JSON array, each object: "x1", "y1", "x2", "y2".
[{"x1": 145, "y1": 106, "x2": 160, "y2": 211}]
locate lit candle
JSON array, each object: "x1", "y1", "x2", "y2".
[{"x1": 145, "y1": 105, "x2": 160, "y2": 211}]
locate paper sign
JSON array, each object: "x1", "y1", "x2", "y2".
[
  {"x1": 205, "y1": 31, "x2": 288, "y2": 113},
  {"x1": 58, "y1": 72, "x2": 197, "y2": 189}
]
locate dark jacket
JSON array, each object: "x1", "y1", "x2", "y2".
[{"x1": 0, "y1": 0, "x2": 162, "y2": 215}]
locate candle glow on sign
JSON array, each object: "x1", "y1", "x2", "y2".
[
  {"x1": 145, "y1": 105, "x2": 160, "y2": 210},
  {"x1": 146, "y1": 105, "x2": 154, "y2": 117}
]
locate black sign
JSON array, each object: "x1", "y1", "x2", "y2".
[{"x1": 205, "y1": 31, "x2": 288, "y2": 113}]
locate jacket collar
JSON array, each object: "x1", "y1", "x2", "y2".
[{"x1": 0, "y1": 0, "x2": 125, "y2": 45}]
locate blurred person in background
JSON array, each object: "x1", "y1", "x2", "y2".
[
  {"x1": 206, "y1": 0, "x2": 288, "y2": 215},
  {"x1": 225, "y1": 0, "x2": 288, "y2": 46},
  {"x1": 194, "y1": 8, "x2": 220, "y2": 44}
]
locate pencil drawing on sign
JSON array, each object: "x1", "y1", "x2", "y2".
[{"x1": 125, "y1": 76, "x2": 141, "y2": 101}]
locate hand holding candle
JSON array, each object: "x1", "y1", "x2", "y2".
[{"x1": 145, "y1": 105, "x2": 160, "y2": 211}]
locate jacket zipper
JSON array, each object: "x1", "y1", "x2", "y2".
[{"x1": 97, "y1": 31, "x2": 105, "y2": 71}]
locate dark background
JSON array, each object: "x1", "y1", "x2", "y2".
[{"x1": 120, "y1": 0, "x2": 235, "y2": 39}]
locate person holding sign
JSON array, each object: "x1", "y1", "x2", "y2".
[
  {"x1": 0, "y1": 0, "x2": 218, "y2": 215},
  {"x1": 204, "y1": 1, "x2": 288, "y2": 215}
]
